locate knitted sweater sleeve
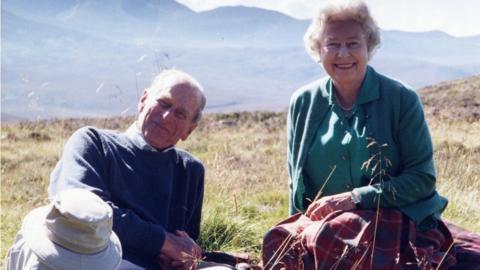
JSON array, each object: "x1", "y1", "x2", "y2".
[
  {"x1": 48, "y1": 127, "x2": 166, "y2": 258},
  {"x1": 186, "y1": 163, "x2": 204, "y2": 241}
]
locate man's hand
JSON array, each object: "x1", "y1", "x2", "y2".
[
  {"x1": 305, "y1": 192, "x2": 357, "y2": 221},
  {"x1": 157, "y1": 230, "x2": 202, "y2": 270}
]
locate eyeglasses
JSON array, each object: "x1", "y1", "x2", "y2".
[{"x1": 322, "y1": 40, "x2": 365, "y2": 53}]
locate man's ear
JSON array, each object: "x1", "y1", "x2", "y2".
[
  {"x1": 181, "y1": 123, "x2": 198, "y2": 141},
  {"x1": 138, "y1": 90, "x2": 149, "y2": 113}
]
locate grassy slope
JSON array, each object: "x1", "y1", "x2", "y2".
[
  {"x1": 1, "y1": 76, "x2": 479, "y2": 264},
  {"x1": 419, "y1": 76, "x2": 480, "y2": 231}
]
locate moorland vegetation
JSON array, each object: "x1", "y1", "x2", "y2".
[{"x1": 1, "y1": 76, "x2": 479, "y2": 265}]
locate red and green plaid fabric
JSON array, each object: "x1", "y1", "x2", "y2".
[
  {"x1": 262, "y1": 209, "x2": 456, "y2": 270},
  {"x1": 444, "y1": 220, "x2": 480, "y2": 270}
]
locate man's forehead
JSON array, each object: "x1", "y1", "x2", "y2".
[
  {"x1": 151, "y1": 81, "x2": 199, "y2": 99},
  {"x1": 150, "y1": 83, "x2": 200, "y2": 114}
]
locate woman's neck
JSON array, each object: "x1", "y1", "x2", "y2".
[{"x1": 333, "y1": 81, "x2": 361, "y2": 109}]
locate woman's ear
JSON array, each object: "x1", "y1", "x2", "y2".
[{"x1": 138, "y1": 89, "x2": 149, "y2": 113}]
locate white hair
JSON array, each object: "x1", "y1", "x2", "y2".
[{"x1": 304, "y1": 0, "x2": 381, "y2": 62}]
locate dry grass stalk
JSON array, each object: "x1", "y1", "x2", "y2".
[
  {"x1": 263, "y1": 233, "x2": 296, "y2": 270},
  {"x1": 433, "y1": 239, "x2": 456, "y2": 270},
  {"x1": 369, "y1": 194, "x2": 381, "y2": 270},
  {"x1": 312, "y1": 165, "x2": 337, "y2": 203}
]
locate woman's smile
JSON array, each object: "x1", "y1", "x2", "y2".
[{"x1": 334, "y1": 63, "x2": 356, "y2": 69}]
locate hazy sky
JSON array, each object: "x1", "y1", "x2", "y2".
[{"x1": 176, "y1": 0, "x2": 480, "y2": 37}]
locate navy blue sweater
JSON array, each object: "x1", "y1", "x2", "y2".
[{"x1": 48, "y1": 126, "x2": 205, "y2": 269}]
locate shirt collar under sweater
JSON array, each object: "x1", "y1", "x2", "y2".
[{"x1": 126, "y1": 123, "x2": 174, "y2": 153}]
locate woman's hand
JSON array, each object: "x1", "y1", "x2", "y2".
[{"x1": 305, "y1": 192, "x2": 357, "y2": 221}]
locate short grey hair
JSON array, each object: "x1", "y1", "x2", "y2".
[
  {"x1": 148, "y1": 69, "x2": 206, "y2": 123},
  {"x1": 304, "y1": 0, "x2": 381, "y2": 62}
]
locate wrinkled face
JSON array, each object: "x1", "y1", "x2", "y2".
[
  {"x1": 137, "y1": 81, "x2": 201, "y2": 149},
  {"x1": 319, "y1": 20, "x2": 369, "y2": 88}
]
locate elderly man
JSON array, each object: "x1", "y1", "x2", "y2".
[{"x1": 48, "y1": 69, "x2": 207, "y2": 269}]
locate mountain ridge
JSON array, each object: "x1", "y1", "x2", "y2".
[
  {"x1": 3, "y1": 74, "x2": 479, "y2": 123},
  {"x1": 2, "y1": 0, "x2": 479, "y2": 120}
]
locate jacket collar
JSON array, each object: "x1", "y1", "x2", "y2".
[{"x1": 356, "y1": 65, "x2": 380, "y2": 104}]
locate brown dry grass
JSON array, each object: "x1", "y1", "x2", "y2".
[{"x1": 1, "y1": 75, "x2": 479, "y2": 266}]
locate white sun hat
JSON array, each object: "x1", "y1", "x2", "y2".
[{"x1": 22, "y1": 188, "x2": 122, "y2": 270}]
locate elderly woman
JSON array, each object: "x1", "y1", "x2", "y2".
[{"x1": 262, "y1": 1, "x2": 456, "y2": 269}]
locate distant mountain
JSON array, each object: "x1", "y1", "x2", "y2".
[
  {"x1": 194, "y1": 6, "x2": 307, "y2": 46},
  {"x1": 1, "y1": 0, "x2": 479, "y2": 120}
]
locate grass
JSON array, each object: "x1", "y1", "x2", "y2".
[{"x1": 1, "y1": 76, "x2": 479, "y2": 266}]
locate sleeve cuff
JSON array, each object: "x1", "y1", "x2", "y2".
[
  {"x1": 352, "y1": 185, "x2": 382, "y2": 209},
  {"x1": 142, "y1": 223, "x2": 166, "y2": 257},
  {"x1": 350, "y1": 190, "x2": 362, "y2": 209}
]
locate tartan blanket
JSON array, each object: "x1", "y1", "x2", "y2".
[
  {"x1": 444, "y1": 221, "x2": 480, "y2": 270},
  {"x1": 262, "y1": 209, "x2": 457, "y2": 270}
]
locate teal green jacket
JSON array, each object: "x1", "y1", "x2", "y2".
[{"x1": 287, "y1": 66, "x2": 447, "y2": 226}]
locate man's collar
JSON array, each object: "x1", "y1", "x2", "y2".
[{"x1": 126, "y1": 123, "x2": 174, "y2": 153}]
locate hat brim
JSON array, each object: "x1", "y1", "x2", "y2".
[{"x1": 22, "y1": 206, "x2": 122, "y2": 270}]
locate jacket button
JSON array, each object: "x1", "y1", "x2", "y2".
[{"x1": 344, "y1": 184, "x2": 352, "y2": 190}]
